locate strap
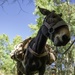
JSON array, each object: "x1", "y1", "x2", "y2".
[
  {"x1": 29, "y1": 47, "x2": 48, "y2": 57},
  {"x1": 53, "y1": 21, "x2": 67, "y2": 29},
  {"x1": 44, "y1": 22, "x2": 54, "y2": 29},
  {"x1": 44, "y1": 20, "x2": 67, "y2": 30}
]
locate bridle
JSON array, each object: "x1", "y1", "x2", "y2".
[{"x1": 42, "y1": 18, "x2": 68, "y2": 40}]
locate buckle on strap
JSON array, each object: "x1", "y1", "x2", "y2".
[{"x1": 29, "y1": 47, "x2": 48, "y2": 57}]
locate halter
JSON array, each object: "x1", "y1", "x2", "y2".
[{"x1": 43, "y1": 18, "x2": 68, "y2": 39}]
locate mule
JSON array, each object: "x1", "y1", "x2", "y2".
[
  {"x1": 10, "y1": 38, "x2": 57, "y2": 75},
  {"x1": 11, "y1": 7, "x2": 70, "y2": 75},
  {"x1": 24, "y1": 7, "x2": 70, "y2": 75}
]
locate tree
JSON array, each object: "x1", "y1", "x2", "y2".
[{"x1": 0, "y1": 34, "x2": 22, "y2": 75}]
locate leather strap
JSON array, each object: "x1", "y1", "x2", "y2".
[
  {"x1": 29, "y1": 47, "x2": 48, "y2": 57},
  {"x1": 44, "y1": 20, "x2": 67, "y2": 30}
]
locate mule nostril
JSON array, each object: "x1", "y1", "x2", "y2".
[{"x1": 62, "y1": 34, "x2": 68, "y2": 41}]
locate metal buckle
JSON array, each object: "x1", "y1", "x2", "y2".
[{"x1": 48, "y1": 27, "x2": 54, "y2": 34}]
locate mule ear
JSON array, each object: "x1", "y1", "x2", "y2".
[
  {"x1": 58, "y1": 13, "x2": 62, "y2": 17},
  {"x1": 38, "y1": 6, "x2": 50, "y2": 15}
]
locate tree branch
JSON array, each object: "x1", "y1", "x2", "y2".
[{"x1": 0, "y1": 0, "x2": 8, "y2": 6}]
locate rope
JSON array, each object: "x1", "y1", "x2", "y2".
[
  {"x1": 62, "y1": 40, "x2": 75, "y2": 55},
  {"x1": 56, "y1": 40, "x2": 75, "y2": 55}
]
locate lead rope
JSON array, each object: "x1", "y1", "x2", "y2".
[
  {"x1": 61, "y1": 1, "x2": 72, "y2": 55},
  {"x1": 56, "y1": 40, "x2": 75, "y2": 55},
  {"x1": 62, "y1": 40, "x2": 75, "y2": 55}
]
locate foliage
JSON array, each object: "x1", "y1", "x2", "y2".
[{"x1": 0, "y1": 34, "x2": 22, "y2": 75}]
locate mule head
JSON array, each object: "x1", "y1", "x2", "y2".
[{"x1": 38, "y1": 7, "x2": 70, "y2": 46}]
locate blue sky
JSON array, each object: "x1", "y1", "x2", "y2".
[
  {"x1": 0, "y1": 0, "x2": 75, "y2": 42},
  {"x1": 0, "y1": 0, "x2": 36, "y2": 41}
]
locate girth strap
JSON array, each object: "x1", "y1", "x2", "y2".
[{"x1": 29, "y1": 47, "x2": 48, "y2": 57}]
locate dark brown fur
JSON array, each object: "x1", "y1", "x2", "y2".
[{"x1": 10, "y1": 7, "x2": 70, "y2": 75}]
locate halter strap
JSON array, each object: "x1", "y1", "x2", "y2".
[{"x1": 44, "y1": 20, "x2": 67, "y2": 30}]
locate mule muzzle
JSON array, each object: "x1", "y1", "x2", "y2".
[{"x1": 54, "y1": 37, "x2": 70, "y2": 46}]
